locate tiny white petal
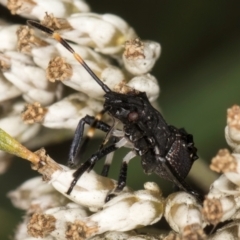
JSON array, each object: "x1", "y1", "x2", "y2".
[
  {"x1": 0, "y1": 24, "x2": 20, "y2": 51},
  {"x1": 127, "y1": 74, "x2": 160, "y2": 102},
  {"x1": 8, "y1": 176, "x2": 68, "y2": 212},
  {"x1": 123, "y1": 40, "x2": 161, "y2": 75},
  {"x1": 23, "y1": 88, "x2": 58, "y2": 106},
  {"x1": 64, "y1": 13, "x2": 136, "y2": 54},
  {"x1": 86, "y1": 185, "x2": 164, "y2": 235},
  {"x1": 165, "y1": 192, "x2": 203, "y2": 233},
  {"x1": 50, "y1": 166, "x2": 132, "y2": 211},
  {"x1": 43, "y1": 93, "x2": 102, "y2": 129},
  {"x1": 100, "y1": 66, "x2": 125, "y2": 91},
  {"x1": 0, "y1": 72, "x2": 21, "y2": 102},
  {"x1": 0, "y1": 115, "x2": 41, "y2": 142},
  {"x1": 31, "y1": 45, "x2": 58, "y2": 69},
  {"x1": 209, "y1": 174, "x2": 240, "y2": 197}
]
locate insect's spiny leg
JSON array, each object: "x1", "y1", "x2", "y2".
[
  {"x1": 27, "y1": 20, "x2": 111, "y2": 93},
  {"x1": 99, "y1": 119, "x2": 118, "y2": 150},
  {"x1": 117, "y1": 150, "x2": 136, "y2": 190},
  {"x1": 78, "y1": 111, "x2": 108, "y2": 159},
  {"x1": 67, "y1": 144, "x2": 118, "y2": 195},
  {"x1": 101, "y1": 151, "x2": 114, "y2": 177},
  {"x1": 105, "y1": 150, "x2": 136, "y2": 202},
  {"x1": 68, "y1": 110, "x2": 110, "y2": 167}
]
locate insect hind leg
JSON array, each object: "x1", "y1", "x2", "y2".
[{"x1": 105, "y1": 150, "x2": 136, "y2": 202}]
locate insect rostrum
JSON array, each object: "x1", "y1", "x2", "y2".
[{"x1": 27, "y1": 20, "x2": 200, "y2": 201}]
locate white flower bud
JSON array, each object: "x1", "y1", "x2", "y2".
[
  {"x1": 31, "y1": 45, "x2": 58, "y2": 69},
  {"x1": 1, "y1": 51, "x2": 61, "y2": 105},
  {"x1": 203, "y1": 169, "x2": 240, "y2": 225},
  {"x1": 123, "y1": 39, "x2": 161, "y2": 75},
  {"x1": 46, "y1": 54, "x2": 125, "y2": 99},
  {"x1": 225, "y1": 105, "x2": 240, "y2": 153},
  {"x1": 0, "y1": 72, "x2": 21, "y2": 102},
  {"x1": 8, "y1": 176, "x2": 69, "y2": 213},
  {"x1": 27, "y1": 181, "x2": 163, "y2": 239},
  {"x1": 82, "y1": 183, "x2": 164, "y2": 236},
  {"x1": 164, "y1": 192, "x2": 204, "y2": 234},
  {"x1": 203, "y1": 196, "x2": 237, "y2": 225},
  {"x1": 15, "y1": 219, "x2": 55, "y2": 240},
  {"x1": 57, "y1": 13, "x2": 136, "y2": 54},
  {"x1": 0, "y1": 24, "x2": 20, "y2": 51},
  {"x1": 27, "y1": 203, "x2": 89, "y2": 239},
  {"x1": 42, "y1": 93, "x2": 103, "y2": 129},
  {"x1": 127, "y1": 74, "x2": 160, "y2": 102},
  {"x1": 0, "y1": 101, "x2": 41, "y2": 142},
  {"x1": 210, "y1": 149, "x2": 240, "y2": 187},
  {"x1": 50, "y1": 166, "x2": 131, "y2": 212},
  {"x1": 209, "y1": 221, "x2": 240, "y2": 240},
  {"x1": 208, "y1": 174, "x2": 239, "y2": 197},
  {"x1": 6, "y1": 0, "x2": 90, "y2": 20},
  {"x1": 23, "y1": 88, "x2": 61, "y2": 107}
]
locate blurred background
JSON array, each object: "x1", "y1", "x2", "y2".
[{"x1": 1, "y1": 0, "x2": 240, "y2": 238}]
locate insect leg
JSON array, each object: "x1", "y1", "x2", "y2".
[
  {"x1": 100, "y1": 135, "x2": 121, "y2": 177},
  {"x1": 101, "y1": 151, "x2": 114, "y2": 177},
  {"x1": 105, "y1": 150, "x2": 136, "y2": 202},
  {"x1": 68, "y1": 110, "x2": 110, "y2": 167},
  {"x1": 67, "y1": 143, "x2": 118, "y2": 195}
]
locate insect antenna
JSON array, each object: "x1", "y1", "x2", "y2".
[{"x1": 27, "y1": 20, "x2": 111, "y2": 93}]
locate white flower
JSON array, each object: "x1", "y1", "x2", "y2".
[
  {"x1": 27, "y1": 203, "x2": 89, "y2": 239},
  {"x1": 5, "y1": 0, "x2": 90, "y2": 20},
  {"x1": 0, "y1": 72, "x2": 21, "y2": 102},
  {"x1": 42, "y1": 93, "x2": 103, "y2": 129},
  {"x1": 126, "y1": 74, "x2": 160, "y2": 102},
  {"x1": 164, "y1": 192, "x2": 204, "y2": 234},
  {"x1": 76, "y1": 182, "x2": 163, "y2": 238},
  {"x1": 225, "y1": 105, "x2": 240, "y2": 153},
  {"x1": 209, "y1": 221, "x2": 240, "y2": 239},
  {"x1": 123, "y1": 39, "x2": 161, "y2": 75},
  {"x1": 26, "y1": 181, "x2": 163, "y2": 239},
  {"x1": 51, "y1": 13, "x2": 137, "y2": 54},
  {"x1": 210, "y1": 149, "x2": 240, "y2": 188},
  {"x1": 0, "y1": 101, "x2": 41, "y2": 142},
  {"x1": 8, "y1": 176, "x2": 69, "y2": 213},
  {"x1": 0, "y1": 24, "x2": 20, "y2": 51},
  {"x1": 50, "y1": 165, "x2": 132, "y2": 212},
  {"x1": 46, "y1": 55, "x2": 125, "y2": 99},
  {"x1": 0, "y1": 51, "x2": 62, "y2": 105}
]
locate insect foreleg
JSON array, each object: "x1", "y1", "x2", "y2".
[
  {"x1": 67, "y1": 144, "x2": 118, "y2": 195},
  {"x1": 68, "y1": 111, "x2": 110, "y2": 167}
]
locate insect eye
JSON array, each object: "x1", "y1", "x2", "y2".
[{"x1": 128, "y1": 111, "x2": 139, "y2": 122}]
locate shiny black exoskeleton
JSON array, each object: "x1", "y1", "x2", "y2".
[
  {"x1": 103, "y1": 91, "x2": 199, "y2": 196},
  {"x1": 27, "y1": 20, "x2": 201, "y2": 201}
]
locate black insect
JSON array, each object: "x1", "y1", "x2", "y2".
[{"x1": 27, "y1": 20, "x2": 201, "y2": 201}]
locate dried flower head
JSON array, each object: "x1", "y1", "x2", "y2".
[
  {"x1": 210, "y1": 149, "x2": 237, "y2": 173},
  {"x1": 22, "y1": 102, "x2": 48, "y2": 124}
]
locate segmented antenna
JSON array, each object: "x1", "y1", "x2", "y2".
[{"x1": 27, "y1": 20, "x2": 111, "y2": 93}]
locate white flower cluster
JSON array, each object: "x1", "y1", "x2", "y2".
[
  {"x1": 5, "y1": 147, "x2": 164, "y2": 240},
  {"x1": 2, "y1": 107, "x2": 240, "y2": 240},
  {"x1": 201, "y1": 105, "x2": 240, "y2": 239},
  {"x1": 2, "y1": 1, "x2": 240, "y2": 239},
  {"x1": 0, "y1": 0, "x2": 161, "y2": 173}
]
